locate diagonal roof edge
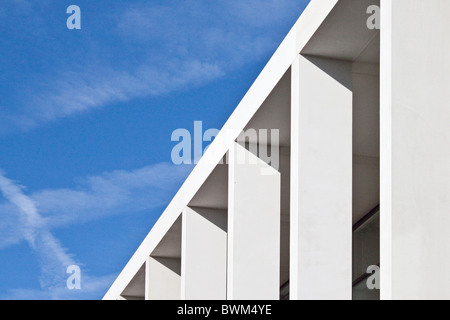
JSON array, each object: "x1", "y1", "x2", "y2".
[{"x1": 103, "y1": 0, "x2": 339, "y2": 300}]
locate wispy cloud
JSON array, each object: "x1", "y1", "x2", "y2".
[
  {"x1": 11, "y1": 60, "x2": 223, "y2": 130},
  {"x1": 0, "y1": 163, "x2": 192, "y2": 248},
  {"x1": 35, "y1": 162, "x2": 193, "y2": 227},
  {"x1": 0, "y1": 171, "x2": 75, "y2": 291},
  {"x1": 117, "y1": 0, "x2": 299, "y2": 67},
  {"x1": 0, "y1": 163, "x2": 192, "y2": 299},
  {"x1": 0, "y1": 274, "x2": 117, "y2": 300},
  {"x1": 0, "y1": 0, "x2": 306, "y2": 132}
]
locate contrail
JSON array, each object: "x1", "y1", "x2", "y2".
[{"x1": 0, "y1": 170, "x2": 75, "y2": 290}]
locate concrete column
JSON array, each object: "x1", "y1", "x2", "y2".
[
  {"x1": 227, "y1": 142, "x2": 281, "y2": 300},
  {"x1": 380, "y1": 0, "x2": 450, "y2": 300},
  {"x1": 290, "y1": 54, "x2": 353, "y2": 300},
  {"x1": 181, "y1": 207, "x2": 227, "y2": 300},
  {"x1": 145, "y1": 256, "x2": 181, "y2": 300}
]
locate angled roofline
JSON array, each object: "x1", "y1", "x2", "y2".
[{"x1": 103, "y1": 0, "x2": 339, "y2": 300}]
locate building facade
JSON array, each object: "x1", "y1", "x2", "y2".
[{"x1": 104, "y1": 0, "x2": 450, "y2": 300}]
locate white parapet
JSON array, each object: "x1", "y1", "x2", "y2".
[
  {"x1": 290, "y1": 54, "x2": 353, "y2": 300},
  {"x1": 227, "y1": 142, "x2": 281, "y2": 300},
  {"x1": 181, "y1": 207, "x2": 227, "y2": 300}
]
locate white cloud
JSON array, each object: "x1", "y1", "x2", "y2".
[
  {"x1": 1, "y1": 273, "x2": 117, "y2": 300},
  {"x1": 116, "y1": 0, "x2": 293, "y2": 67},
  {"x1": 0, "y1": 171, "x2": 75, "y2": 290},
  {"x1": 0, "y1": 202, "x2": 24, "y2": 248},
  {"x1": 13, "y1": 60, "x2": 223, "y2": 130},
  {"x1": 0, "y1": 162, "x2": 192, "y2": 299},
  {"x1": 35, "y1": 162, "x2": 193, "y2": 227},
  {"x1": 0, "y1": 163, "x2": 192, "y2": 248},
  {"x1": 2, "y1": 0, "x2": 305, "y2": 132}
]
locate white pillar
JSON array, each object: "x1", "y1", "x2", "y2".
[
  {"x1": 228, "y1": 142, "x2": 281, "y2": 300},
  {"x1": 181, "y1": 207, "x2": 227, "y2": 300},
  {"x1": 145, "y1": 256, "x2": 181, "y2": 300},
  {"x1": 380, "y1": 0, "x2": 450, "y2": 300},
  {"x1": 290, "y1": 55, "x2": 353, "y2": 300}
]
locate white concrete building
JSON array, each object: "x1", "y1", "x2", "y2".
[{"x1": 104, "y1": 0, "x2": 450, "y2": 300}]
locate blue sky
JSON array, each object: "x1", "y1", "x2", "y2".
[{"x1": 0, "y1": 0, "x2": 310, "y2": 299}]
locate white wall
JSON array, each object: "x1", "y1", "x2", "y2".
[
  {"x1": 381, "y1": 0, "x2": 450, "y2": 300},
  {"x1": 228, "y1": 142, "x2": 281, "y2": 300},
  {"x1": 181, "y1": 207, "x2": 227, "y2": 300},
  {"x1": 145, "y1": 256, "x2": 181, "y2": 300},
  {"x1": 290, "y1": 54, "x2": 353, "y2": 300}
]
